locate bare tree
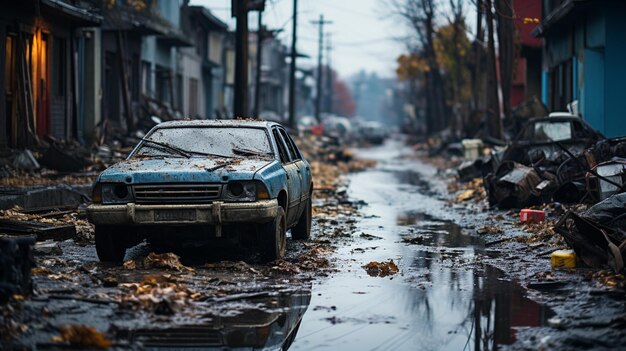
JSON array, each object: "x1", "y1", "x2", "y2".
[
  {"x1": 394, "y1": 0, "x2": 449, "y2": 135},
  {"x1": 484, "y1": 0, "x2": 503, "y2": 139},
  {"x1": 471, "y1": 0, "x2": 484, "y2": 113},
  {"x1": 495, "y1": 0, "x2": 515, "y2": 123},
  {"x1": 448, "y1": 0, "x2": 466, "y2": 137}
]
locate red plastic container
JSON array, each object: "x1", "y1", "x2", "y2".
[{"x1": 520, "y1": 209, "x2": 545, "y2": 224}]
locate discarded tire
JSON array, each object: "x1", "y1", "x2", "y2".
[{"x1": 0, "y1": 236, "x2": 35, "y2": 303}]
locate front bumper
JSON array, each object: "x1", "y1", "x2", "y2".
[{"x1": 86, "y1": 200, "x2": 279, "y2": 226}]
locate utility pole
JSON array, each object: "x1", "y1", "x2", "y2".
[
  {"x1": 288, "y1": 0, "x2": 298, "y2": 129},
  {"x1": 311, "y1": 15, "x2": 332, "y2": 122},
  {"x1": 253, "y1": 11, "x2": 263, "y2": 118},
  {"x1": 232, "y1": 0, "x2": 265, "y2": 118},
  {"x1": 325, "y1": 33, "x2": 333, "y2": 114},
  {"x1": 485, "y1": 0, "x2": 502, "y2": 139}
]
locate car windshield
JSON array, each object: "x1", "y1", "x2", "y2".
[
  {"x1": 133, "y1": 127, "x2": 273, "y2": 158},
  {"x1": 533, "y1": 121, "x2": 572, "y2": 142}
]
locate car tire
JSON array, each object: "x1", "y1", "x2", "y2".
[
  {"x1": 291, "y1": 198, "x2": 311, "y2": 240},
  {"x1": 95, "y1": 225, "x2": 127, "y2": 263},
  {"x1": 261, "y1": 207, "x2": 286, "y2": 262}
]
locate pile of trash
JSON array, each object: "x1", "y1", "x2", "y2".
[
  {"x1": 554, "y1": 193, "x2": 626, "y2": 273},
  {"x1": 444, "y1": 113, "x2": 626, "y2": 275},
  {"x1": 452, "y1": 116, "x2": 626, "y2": 209}
]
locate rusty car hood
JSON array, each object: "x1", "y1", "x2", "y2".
[{"x1": 97, "y1": 157, "x2": 275, "y2": 184}]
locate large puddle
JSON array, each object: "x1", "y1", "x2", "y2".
[{"x1": 290, "y1": 142, "x2": 553, "y2": 351}]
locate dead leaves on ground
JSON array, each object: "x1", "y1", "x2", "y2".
[
  {"x1": 123, "y1": 252, "x2": 194, "y2": 272},
  {"x1": 450, "y1": 178, "x2": 486, "y2": 203},
  {"x1": 119, "y1": 274, "x2": 200, "y2": 314},
  {"x1": 586, "y1": 270, "x2": 626, "y2": 289},
  {"x1": 51, "y1": 324, "x2": 112, "y2": 349},
  {"x1": 478, "y1": 226, "x2": 503, "y2": 235},
  {"x1": 363, "y1": 260, "x2": 399, "y2": 277}
]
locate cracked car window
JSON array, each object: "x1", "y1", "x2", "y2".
[{"x1": 135, "y1": 127, "x2": 272, "y2": 157}]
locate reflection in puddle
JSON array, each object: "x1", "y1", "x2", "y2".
[
  {"x1": 293, "y1": 145, "x2": 554, "y2": 350},
  {"x1": 115, "y1": 289, "x2": 311, "y2": 350},
  {"x1": 406, "y1": 252, "x2": 554, "y2": 349},
  {"x1": 398, "y1": 211, "x2": 485, "y2": 248}
]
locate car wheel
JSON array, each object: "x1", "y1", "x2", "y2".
[
  {"x1": 261, "y1": 207, "x2": 286, "y2": 262},
  {"x1": 95, "y1": 225, "x2": 127, "y2": 263},
  {"x1": 291, "y1": 198, "x2": 311, "y2": 240}
]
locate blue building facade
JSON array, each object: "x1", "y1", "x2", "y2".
[{"x1": 535, "y1": 0, "x2": 626, "y2": 138}]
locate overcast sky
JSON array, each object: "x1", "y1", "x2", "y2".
[{"x1": 189, "y1": 0, "x2": 406, "y2": 79}]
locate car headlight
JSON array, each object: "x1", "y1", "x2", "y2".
[
  {"x1": 100, "y1": 183, "x2": 133, "y2": 204},
  {"x1": 223, "y1": 181, "x2": 270, "y2": 202}
]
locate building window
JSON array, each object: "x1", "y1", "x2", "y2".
[
  {"x1": 131, "y1": 54, "x2": 139, "y2": 101},
  {"x1": 141, "y1": 61, "x2": 151, "y2": 96},
  {"x1": 176, "y1": 73, "x2": 183, "y2": 111},
  {"x1": 52, "y1": 37, "x2": 65, "y2": 97},
  {"x1": 155, "y1": 66, "x2": 170, "y2": 104},
  {"x1": 189, "y1": 78, "x2": 198, "y2": 117},
  {"x1": 208, "y1": 33, "x2": 222, "y2": 64}
]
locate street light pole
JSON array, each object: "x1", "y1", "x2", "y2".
[
  {"x1": 234, "y1": 0, "x2": 250, "y2": 118},
  {"x1": 253, "y1": 11, "x2": 263, "y2": 118},
  {"x1": 288, "y1": 0, "x2": 298, "y2": 129}
]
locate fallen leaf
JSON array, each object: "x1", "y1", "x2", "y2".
[
  {"x1": 363, "y1": 260, "x2": 399, "y2": 277},
  {"x1": 143, "y1": 252, "x2": 194, "y2": 272},
  {"x1": 52, "y1": 324, "x2": 112, "y2": 349}
]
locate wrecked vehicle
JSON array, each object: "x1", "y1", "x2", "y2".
[
  {"x1": 502, "y1": 114, "x2": 602, "y2": 166},
  {"x1": 483, "y1": 115, "x2": 604, "y2": 208},
  {"x1": 87, "y1": 120, "x2": 313, "y2": 263}
]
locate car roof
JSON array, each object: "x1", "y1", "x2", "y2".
[
  {"x1": 155, "y1": 119, "x2": 283, "y2": 129},
  {"x1": 527, "y1": 116, "x2": 581, "y2": 123}
]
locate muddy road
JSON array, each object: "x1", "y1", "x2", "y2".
[{"x1": 4, "y1": 138, "x2": 625, "y2": 350}]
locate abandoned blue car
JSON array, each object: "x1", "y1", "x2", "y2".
[{"x1": 86, "y1": 120, "x2": 313, "y2": 262}]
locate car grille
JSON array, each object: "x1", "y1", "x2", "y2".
[{"x1": 133, "y1": 183, "x2": 222, "y2": 204}]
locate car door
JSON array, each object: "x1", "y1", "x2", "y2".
[
  {"x1": 272, "y1": 128, "x2": 302, "y2": 226},
  {"x1": 282, "y1": 130, "x2": 311, "y2": 205}
]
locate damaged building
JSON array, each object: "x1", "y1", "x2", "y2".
[{"x1": 0, "y1": 0, "x2": 102, "y2": 148}]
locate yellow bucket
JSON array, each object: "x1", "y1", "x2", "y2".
[{"x1": 551, "y1": 250, "x2": 576, "y2": 269}]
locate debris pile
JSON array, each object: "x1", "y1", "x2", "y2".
[{"x1": 554, "y1": 193, "x2": 626, "y2": 273}]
